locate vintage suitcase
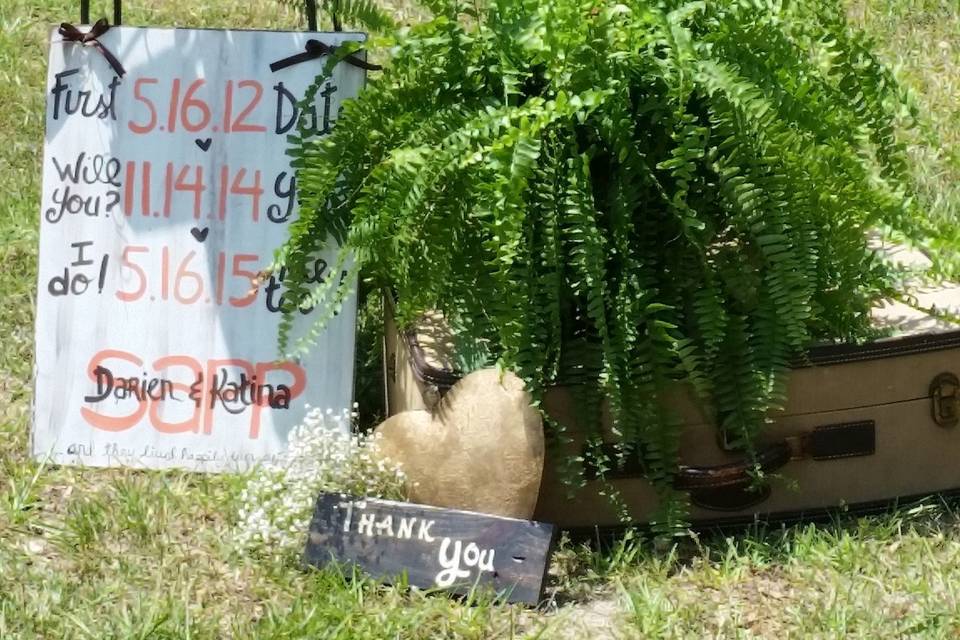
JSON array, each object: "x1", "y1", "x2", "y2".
[{"x1": 383, "y1": 248, "x2": 960, "y2": 529}]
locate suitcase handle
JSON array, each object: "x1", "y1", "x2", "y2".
[
  {"x1": 583, "y1": 439, "x2": 791, "y2": 489},
  {"x1": 584, "y1": 421, "x2": 875, "y2": 511},
  {"x1": 673, "y1": 440, "x2": 792, "y2": 490}
]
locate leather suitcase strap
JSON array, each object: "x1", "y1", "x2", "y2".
[
  {"x1": 584, "y1": 420, "x2": 876, "y2": 511},
  {"x1": 793, "y1": 420, "x2": 876, "y2": 461}
]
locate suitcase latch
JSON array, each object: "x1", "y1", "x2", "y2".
[{"x1": 930, "y1": 372, "x2": 960, "y2": 428}]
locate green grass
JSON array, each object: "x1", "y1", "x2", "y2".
[
  {"x1": 849, "y1": 0, "x2": 960, "y2": 246},
  {"x1": 2, "y1": 0, "x2": 960, "y2": 637}
]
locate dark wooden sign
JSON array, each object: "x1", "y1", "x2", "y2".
[{"x1": 303, "y1": 493, "x2": 557, "y2": 605}]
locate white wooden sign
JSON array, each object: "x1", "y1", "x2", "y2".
[{"x1": 32, "y1": 26, "x2": 364, "y2": 471}]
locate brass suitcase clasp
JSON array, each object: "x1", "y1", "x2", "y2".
[{"x1": 930, "y1": 372, "x2": 960, "y2": 428}]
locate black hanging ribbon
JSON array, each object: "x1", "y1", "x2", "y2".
[
  {"x1": 270, "y1": 39, "x2": 381, "y2": 73},
  {"x1": 59, "y1": 19, "x2": 126, "y2": 77}
]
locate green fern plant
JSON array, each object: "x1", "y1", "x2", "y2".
[{"x1": 275, "y1": 0, "x2": 954, "y2": 531}]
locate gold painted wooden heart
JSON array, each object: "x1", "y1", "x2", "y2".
[{"x1": 374, "y1": 368, "x2": 544, "y2": 519}]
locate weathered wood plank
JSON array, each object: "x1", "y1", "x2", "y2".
[{"x1": 304, "y1": 493, "x2": 557, "y2": 605}]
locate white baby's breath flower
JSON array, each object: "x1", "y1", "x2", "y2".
[{"x1": 234, "y1": 405, "x2": 407, "y2": 561}]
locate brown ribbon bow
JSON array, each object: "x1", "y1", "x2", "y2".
[
  {"x1": 270, "y1": 39, "x2": 381, "y2": 73},
  {"x1": 59, "y1": 19, "x2": 126, "y2": 78}
]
